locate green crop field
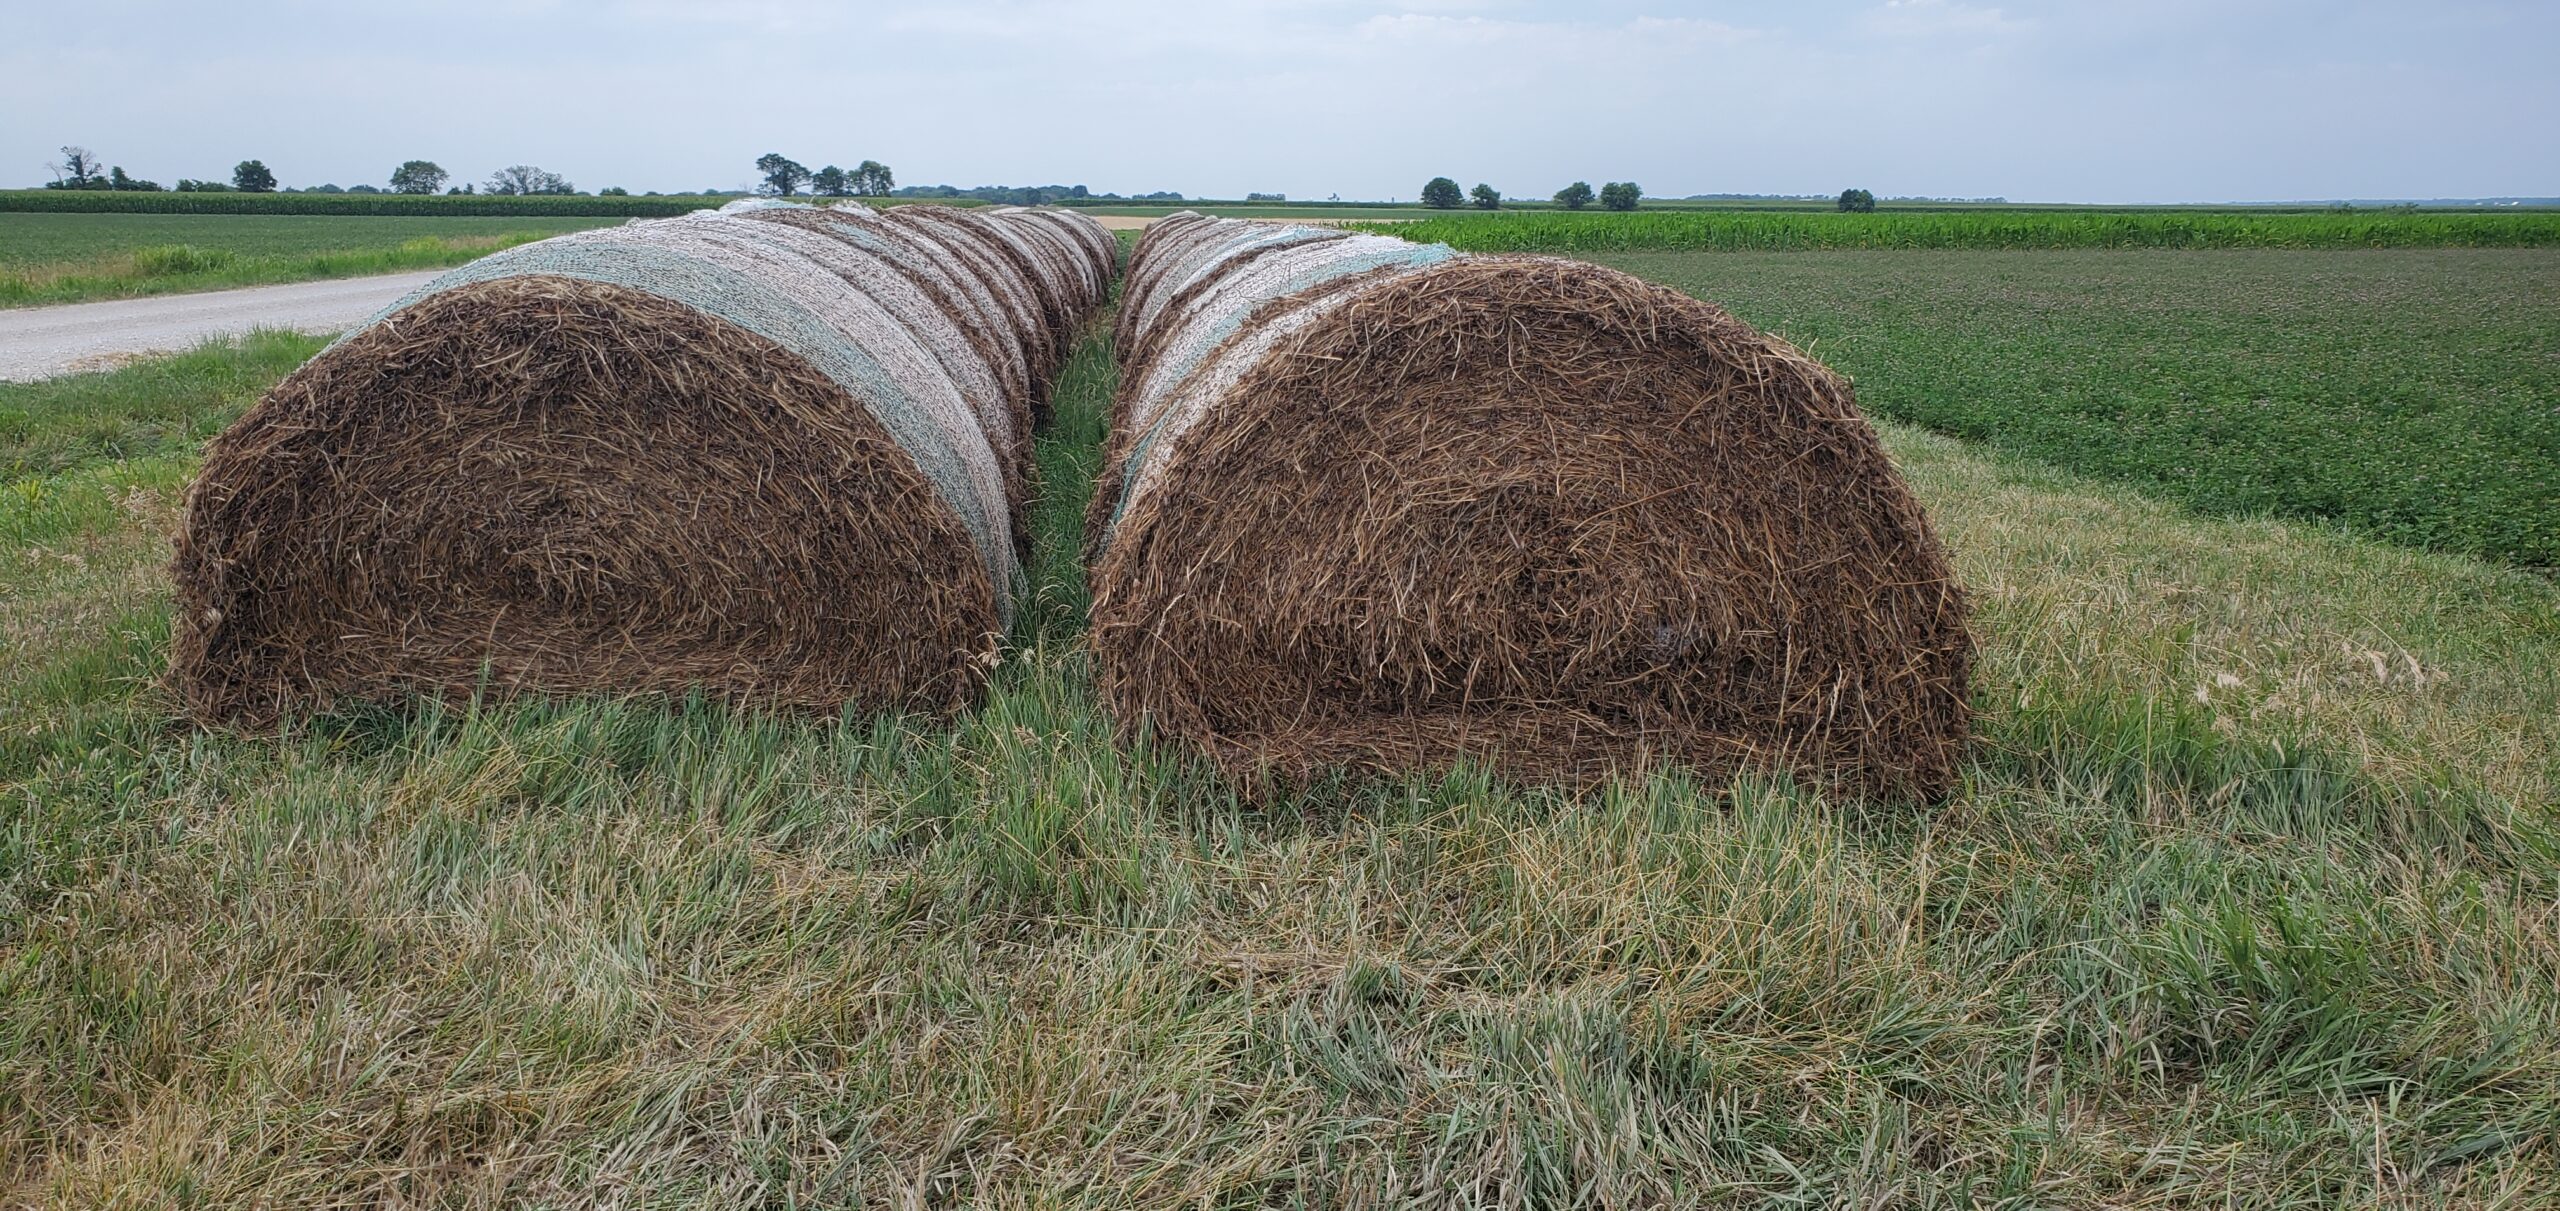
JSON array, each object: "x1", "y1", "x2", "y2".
[
  {"x1": 1604, "y1": 247, "x2": 2560, "y2": 567},
  {"x1": 1370, "y1": 208, "x2": 2560, "y2": 251},
  {"x1": 1080, "y1": 203, "x2": 1450, "y2": 219},
  {"x1": 7, "y1": 243, "x2": 2560, "y2": 1201},
  {"x1": 0, "y1": 213, "x2": 624, "y2": 306}
]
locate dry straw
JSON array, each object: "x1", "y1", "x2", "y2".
[
  {"x1": 1091, "y1": 214, "x2": 1972, "y2": 801},
  {"x1": 169, "y1": 204, "x2": 1111, "y2": 728}
]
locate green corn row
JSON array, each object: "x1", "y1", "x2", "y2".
[{"x1": 1360, "y1": 209, "x2": 2560, "y2": 252}]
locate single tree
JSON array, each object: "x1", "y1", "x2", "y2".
[
  {"x1": 1553, "y1": 180, "x2": 1595, "y2": 210},
  {"x1": 1598, "y1": 181, "x2": 1641, "y2": 211},
  {"x1": 1420, "y1": 176, "x2": 1465, "y2": 209},
  {"x1": 390, "y1": 160, "x2": 448, "y2": 194},
  {"x1": 53, "y1": 146, "x2": 104, "y2": 188},
  {"x1": 233, "y1": 159, "x2": 278, "y2": 192},
  {"x1": 1470, "y1": 182, "x2": 1500, "y2": 209},
  {"x1": 756, "y1": 152, "x2": 811, "y2": 196},
  {"x1": 1836, "y1": 187, "x2": 1878, "y2": 213},
  {"x1": 486, "y1": 165, "x2": 572, "y2": 195},
  {"x1": 854, "y1": 160, "x2": 894, "y2": 196},
  {"x1": 811, "y1": 165, "x2": 848, "y2": 196}
]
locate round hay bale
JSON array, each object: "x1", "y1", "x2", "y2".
[
  {"x1": 844, "y1": 208, "x2": 1049, "y2": 403},
  {"x1": 878, "y1": 206, "x2": 1075, "y2": 409},
  {"x1": 994, "y1": 207, "x2": 1117, "y2": 304},
  {"x1": 741, "y1": 206, "x2": 1036, "y2": 441},
  {"x1": 167, "y1": 212, "x2": 1067, "y2": 729},
  {"x1": 1091, "y1": 222, "x2": 1972, "y2": 802},
  {"x1": 724, "y1": 209, "x2": 1035, "y2": 543}
]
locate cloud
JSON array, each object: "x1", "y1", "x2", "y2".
[
  {"x1": 1862, "y1": 0, "x2": 2028, "y2": 38},
  {"x1": 2, "y1": 0, "x2": 2553, "y2": 202}
]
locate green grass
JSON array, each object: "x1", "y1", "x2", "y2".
[
  {"x1": 4, "y1": 278, "x2": 2558, "y2": 1202},
  {"x1": 1599, "y1": 248, "x2": 2560, "y2": 567},
  {"x1": 1366, "y1": 209, "x2": 2560, "y2": 251},
  {"x1": 0, "y1": 213, "x2": 626, "y2": 307}
]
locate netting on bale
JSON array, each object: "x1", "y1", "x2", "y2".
[
  {"x1": 169, "y1": 204, "x2": 1108, "y2": 729},
  {"x1": 1090, "y1": 217, "x2": 1973, "y2": 802},
  {"x1": 875, "y1": 205, "x2": 1107, "y2": 424}
]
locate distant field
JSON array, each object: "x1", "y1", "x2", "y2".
[
  {"x1": 1606, "y1": 247, "x2": 2560, "y2": 566},
  {"x1": 1372, "y1": 208, "x2": 2560, "y2": 251},
  {"x1": 0, "y1": 213, "x2": 622, "y2": 306},
  {"x1": 1080, "y1": 204, "x2": 1452, "y2": 219},
  {"x1": 0, "y1": 213, "x2": 619, "y2": 267}
]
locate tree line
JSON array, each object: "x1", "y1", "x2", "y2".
[
  {"x1": 1422, "y1": 177, "x2": 1644, "y2": 211},
  {"x1": 39, "y1": 147, "x2": 611, "y2": 196},
  {"x1": 753, "y1": 154, "x2": 895, "y2": 198},
  {"x1": 1418, "y1": 178, "x2": 1887, "y2": 213}
]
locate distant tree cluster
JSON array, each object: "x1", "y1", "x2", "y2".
[
  {"x1": 885, "y1": 182, "x2": 1179, "y2": 205},
  {"x1": 758, "y1": 154, "x2": 892, "y2": 198},
  {"x1": 1425, "y1": 177, "x2": 1639, "y2": 211},
  {"x1": 1837, "y1": 187, "x2": 1878, "y2": 212},
  {"x1": 390, "y1": 160, "x2": 448, "y2": 194},
  {"x1": 1245, "y1": 191, "x2": 1286, "y2": 202},
  {"x1": 486, "y1": 165, "x2": 575, "y2": 195},
  {"x1": 43, "y1": 147, "x2": 163, "y2": 191}
]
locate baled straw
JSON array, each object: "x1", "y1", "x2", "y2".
[
  {"x1": 170, "y1": 204, "x2": 1107, "y2": 728},
  {"x1": 1090, "y1": 217, "x2": 1972, "y2": 801}
]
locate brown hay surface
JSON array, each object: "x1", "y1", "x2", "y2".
[
  {"x1": 1092, "y1": 233, "x2": 1972, "y2": 802},
  {"x1": 727, "y1": 211, "x2": 1035, "y2": 543},
  {"x1": 170, "y1": 205, "x2": 1115, "y2": 731},
  {"x1": 170, "y1": 276, "x2": 999, "y2": 728},
  {"x1": 543, "y1": 216, "x2": 1017, "y2": 573}
]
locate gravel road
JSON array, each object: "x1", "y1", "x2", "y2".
[{"x1": 0, "y1": 271, "x2": 441, "y2": 382}]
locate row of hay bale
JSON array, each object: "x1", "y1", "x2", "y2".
[
  {"x1": 168, "y1": 202, "x2": 1114, "y2": 727},
  {"x1": 1089, "y1": 213, "x2": 1973, "y2": 802}
]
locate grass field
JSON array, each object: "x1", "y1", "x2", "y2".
[
  {"x1": 1600, "y1": 248, "x2": 2560, "y2": 567},
  {"x1": 0, "y1": 213, "x2": 624, "y2": 307},
  {"x1": 5, "y1": 245, "x2": 2558, "y2": 1201}
]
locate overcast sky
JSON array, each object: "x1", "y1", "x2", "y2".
[{"x1": 6, "y1": 0, "x2": 2554, "y2": 203}]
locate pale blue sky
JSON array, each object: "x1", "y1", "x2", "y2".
[{"x1": 5, "y1": 0, "x2": 2553, "y2": 202}]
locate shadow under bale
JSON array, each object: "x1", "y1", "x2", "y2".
[
  {"x1": 169, "y1": 275, "x2": 1000, "y2": 727},
  {"x1": 1092, "y1": 221, "x2": 1972, "y2": 802}
]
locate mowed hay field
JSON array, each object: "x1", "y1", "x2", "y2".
[
  {"x1": 1601, "y1": 248, "x2": 2560, "y2": 566},
  {"x1": 5, "y1": 234, "x2": 2560, "y2": 1204},
  {"x1": 0, "y1": 213, "x2": 625, "y2": 306}
]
